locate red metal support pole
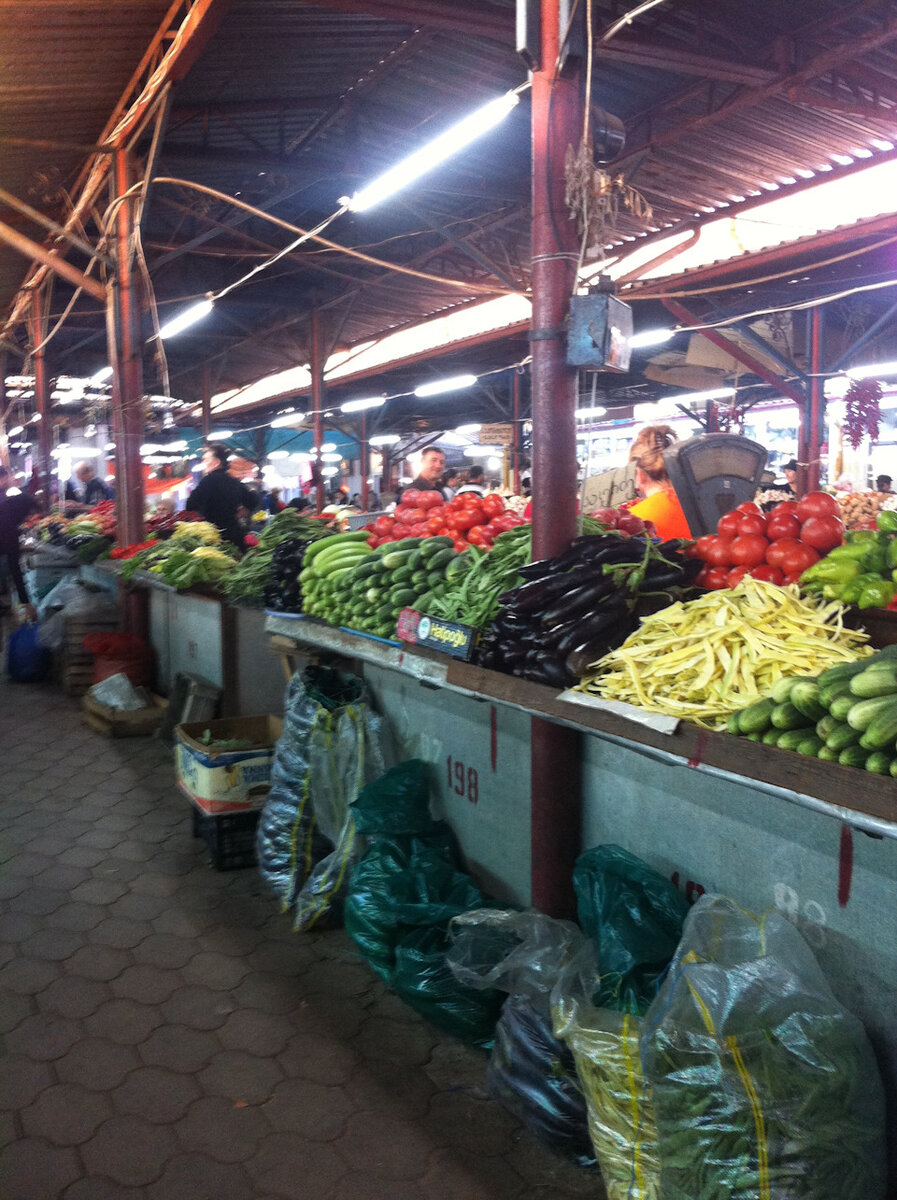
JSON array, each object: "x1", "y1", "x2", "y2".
[
  {"x1": 310, "y1": 308, "x2": 326, "y2": 514},
  {"x1": 360, "y1": 410, "x2": 369, "y2": 512},
  {"x1": 108, "y1": 148, "x2": 145, "y2": 549},
  {"x1": 808, "y1": 307, "x2": 824, "y2": 494},
  {"x1": 29, "y1": 291, "x2": 53, "y2": 511},
  {"x1": 529, "y1": 0, "x2": 584, "y2": 920}
]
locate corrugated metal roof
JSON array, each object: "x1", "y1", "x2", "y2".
[
  {"x1": 0, "y1": 0, "x2": 174, "y2": 313},
  {"x1": 2, "y1": 0, "x2": 897, "y2": 414}
]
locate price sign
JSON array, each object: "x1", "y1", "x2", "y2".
[
  {"x1": 396, "y1": 608, "x2": 478, "y2": 661},
  {"x1": 479, "y1": 423, "x2": 514, "y2": 447}
]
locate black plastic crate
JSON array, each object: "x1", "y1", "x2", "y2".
[{"x1": 191, "y1": 807, "x2": 260, "y2": 871}]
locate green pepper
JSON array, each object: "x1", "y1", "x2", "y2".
[
  {"x1": 800, "y1": 557, "x2": 861, "y2": 585},
  {"x1": 885, "y1": 538, "x2": 897, "y2": 572},
  {"x1": 857, "y1": 579, "x2": 896, "y2": 609},
  {"x1": 840, "y1": 572, "x2": 884, "y2": 606},
  {"x1": 876, "y1": 509, "x2": 897, "y2": 534},
  {"x1": 830, "y1": 538, "x2": 877, "y2": 560}
]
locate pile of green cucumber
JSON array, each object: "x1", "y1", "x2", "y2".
[
  {"x1": 300, "y1": 533, "x2": 455, "y2": 639},
  {"x1": 728, "y1": 644, "x2": 897, "y2": 773}
]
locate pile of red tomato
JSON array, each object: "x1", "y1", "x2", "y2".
[
  {"x1": 363, "y1": 488, "x2": 527, "y2": 551},
  {"x1": 692, "y1": 492, "x2": 845, "y2": 589}
]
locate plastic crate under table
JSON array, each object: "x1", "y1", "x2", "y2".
[{"x1": 191, "y1": 807, "x2": 260, "y2": 871}]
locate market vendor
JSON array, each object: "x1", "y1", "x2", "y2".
[
  {"x1": 63, "y1": 461, "x2": 113, "y2": 514},
  {"x1": 186, "y1": 444, "x2": 257, "y2": 549},
  {"x1": 409, "y1": 446, "x2": 447, "y2": 496},
  {"x1": 626, "y1": 425, "x2": 692, "y2": 539},
  {"x1": 0, "y1": 467, "x2": 39, "y2": 624},
  {"x1": 455, "y1": 465, "x2": 487, "y2": 498},
  {"x1": 779, "y1": 458, "x2": 799, "y2": 497},
  {"x1": 876, "y1": 474, "x2": 892, "y2": 494}
]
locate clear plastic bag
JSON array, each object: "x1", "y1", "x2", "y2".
[
  {"x1": 447, "y1": 910, "x2": 597, "y2": 1166},
  {"x1": 641, "y1": 894, "x2": 887, "y2": 1200},
  {"x1": 552, "y1": 940, "x2": 660, "y2": 1198},
  {"x1": 257, "y1": 666, "x2": 387, "y2": 926},
  {"x1": 89, "y1": 673, "x2": 150, "y2": 711}
]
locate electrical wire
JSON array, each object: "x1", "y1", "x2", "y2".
[
  {"x1": 646, "y1": 277, "x2": 897, "y2": 334},
  {"x1": 103, "y1": 177, "x2": 520, "y2": 297},
  {"x1": 624, "y1": 232, "x2": 897, "y2": 300},
  {"x1": 600, "y1": 0, "x2": 671, "y2": 42}
]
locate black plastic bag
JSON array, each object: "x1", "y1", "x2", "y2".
[{"x1": 574, "y1": 844, "x2": 689, "y2": 1014}]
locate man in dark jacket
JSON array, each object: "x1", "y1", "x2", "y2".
[
  {"x1": 186, "y1": 444, "x2": 256, "y2": 549},
  {"x1": 0, "y1": 467, "x2": 39, "y2": 622},
  {"x1": 409, "y1": 446, "x2": 447, "y2": 496}
]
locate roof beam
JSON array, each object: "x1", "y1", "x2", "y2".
[
  {"x1": 290, "y1": 0, "x2": 510, "y2": 41},
  {"x1": 0, "y1": 221, "x2": 107, "y2": 303},
  {"x1": 2, "y1": 0, "x2": 234, "y2": 338},
  {"x1": 662, "y1": 298, "x2": 806, "y2": 406},
  {"x1": 593, "y1": 38, "x2": 777, "y2": 86},
  {"x1": 620, "y1": 1, "x2": 897, "y2": 163}
]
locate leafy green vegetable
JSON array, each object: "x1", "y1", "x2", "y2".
[{"x1": 643, "y1": 897, "x2": 886, "y2": 1200}]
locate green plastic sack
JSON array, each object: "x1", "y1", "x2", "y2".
[
  {"x1": 574, "y1": 844, "x2": 689, "y2": 1014},
  {"x1": 344, "y1": 831, "x2": 456, "y2": 981},
  {"x1": 642, "y1": 895, "x2": 886, "y2": 1200},
  {"x1": 392, "y1": 925, "x2": 503, "y2": 1048},
  {"x1": 351, "y1": 758, "x2": 436, "y2": 836}
]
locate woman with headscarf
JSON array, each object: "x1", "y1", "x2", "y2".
[{"x1": 626, "y1": 425, "x2": 692, "y2": 539}]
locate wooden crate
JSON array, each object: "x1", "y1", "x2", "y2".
[{"x1": 81, "y1": 693, "x2": 167, "y2": 738}]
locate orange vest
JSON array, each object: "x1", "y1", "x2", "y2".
[{"x1": 629, "y1": 489, "x2": 692, "y2": 539}]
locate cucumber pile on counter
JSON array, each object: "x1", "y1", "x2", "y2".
[
  {"x1": 301, "y1": 532, "x2": 455, "y2": 639},
  {"x1": 728, "y1": 644, "x2": 897, "y2": 773}
]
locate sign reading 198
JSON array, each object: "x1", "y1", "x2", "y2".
[{"x1": 446, "y1": 755, "x2": 479, "y2": 804}]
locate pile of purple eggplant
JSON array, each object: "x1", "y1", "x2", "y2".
[{"x1": 475, "y1": 533, "x2": 701, "y2": 688}]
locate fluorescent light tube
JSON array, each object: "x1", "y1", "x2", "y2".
[{"x1": 344, "y1": 92, "x2": 520, "y2": 213}]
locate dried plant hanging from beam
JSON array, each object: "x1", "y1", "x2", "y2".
[
  {"x1": 843, "y1": 377, "x2": 883, "y2": 449},
  {"x1": 564, "y1": 132, "x2": 652, "y2": 268}
]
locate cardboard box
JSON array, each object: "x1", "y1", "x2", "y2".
[
  {"x1": 82, "y1": 693, "x2": 168, "y2": 738},
  {"x1": 175, "y1": 715, "x2": 282, "y2": 815}
]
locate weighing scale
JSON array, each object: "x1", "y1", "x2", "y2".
[{"x1": 663, "y1": 434, "x2": 768, "y2": 537}]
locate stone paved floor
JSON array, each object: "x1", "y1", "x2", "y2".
[{"x1": 0, "y1": 678, "x2": 603, "y2": 1199}]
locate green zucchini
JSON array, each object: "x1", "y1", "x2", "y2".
[
  {"x1": 796, "y1": 734, "x2": 825, "y2": 757},
  {"x1": 391, "y1": 566, "x2": 414, "y2": 586},
  {"x1": 828, "y1": 693, "x2": 856, "y2": 722},
  {"x1": 864, "y1": 750, "x2": 892, "y2": 775},
  {"x1": 303, "y1": 530, "x2": 370, "y2": 564},
  {"x1": 411, "y1": 571, "x2": 429, "y2": 589},
  {"x1": 817, "y1": 745, "x2": 839, "y2": 762},
  {"x1": 818, "y1": 645, "x2": 897, "y2": 688},
  {"x1": 762, "y1": 729, "x2": 781, "y2": 746},
  {"x1": 770, "y1": 701, "x2": 806, "y2": 731},
  {"x1": 771, "y1": 676, "x2": 812, "y2": 705},
  {"x1": 789, "y1": 680, "x2": 827, "y2": 722},
  {"x1": 826, "y1": 722, "x2": 862, "y2": 752},
  {"x1": 745, "y1": 732, "x2": 763, "y2": 742},
  {"x1": 849, "y1": 663, "x2": 897, "y2": 698},
  {"x1": 816, "y1": 714, "x2": 840, "y2": 741},
  {"x1": 735, "y1": 696, "x2": 776, "y2": 736},
  {"x1": 375, "y1": 537, "x2": 422, "y2": 555},
  {"x1": 427, "y1": 569, "x2": 447, "y2": 589},
  {"x1": 314, "y1": 547, "x2": 371, "y2": 576},
  {"x1": 390, "y1": 588, "x2": 415, "y2": 607},
  {"x1": 420, "y1": 536, "x2": 454, "y2": 557},
  {"x1": 777, "y1": 727, "x2": 816, "y2": 752},
  {"x1": 838, "y1": 745, "x2": 869, "y2": 769},
  {"x1": 425, "y1": 548, "x2": 455, "y2": 572},
  {"x1": 819, "y1": 677, "x2": 856, "y2": 707},
  {"x1": 858, "y1": 698, "x2": 897, "y2": 750},
  {"x1": 380, "y1": 549, "x2": 416, "y2": 571},
  {"x1": 846, "y1": 695, "x2": 897, "y2": 732}
]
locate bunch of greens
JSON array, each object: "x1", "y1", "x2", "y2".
[
  {"x1": 258, "y1": 508, "x2": 329, "y2": 550},
  {"x1": 642, "y1": 896, "x2": 886, "y2": 1200},
  {"x1": 421, "y1": 526, "x2": 532, "y2": 629}
]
